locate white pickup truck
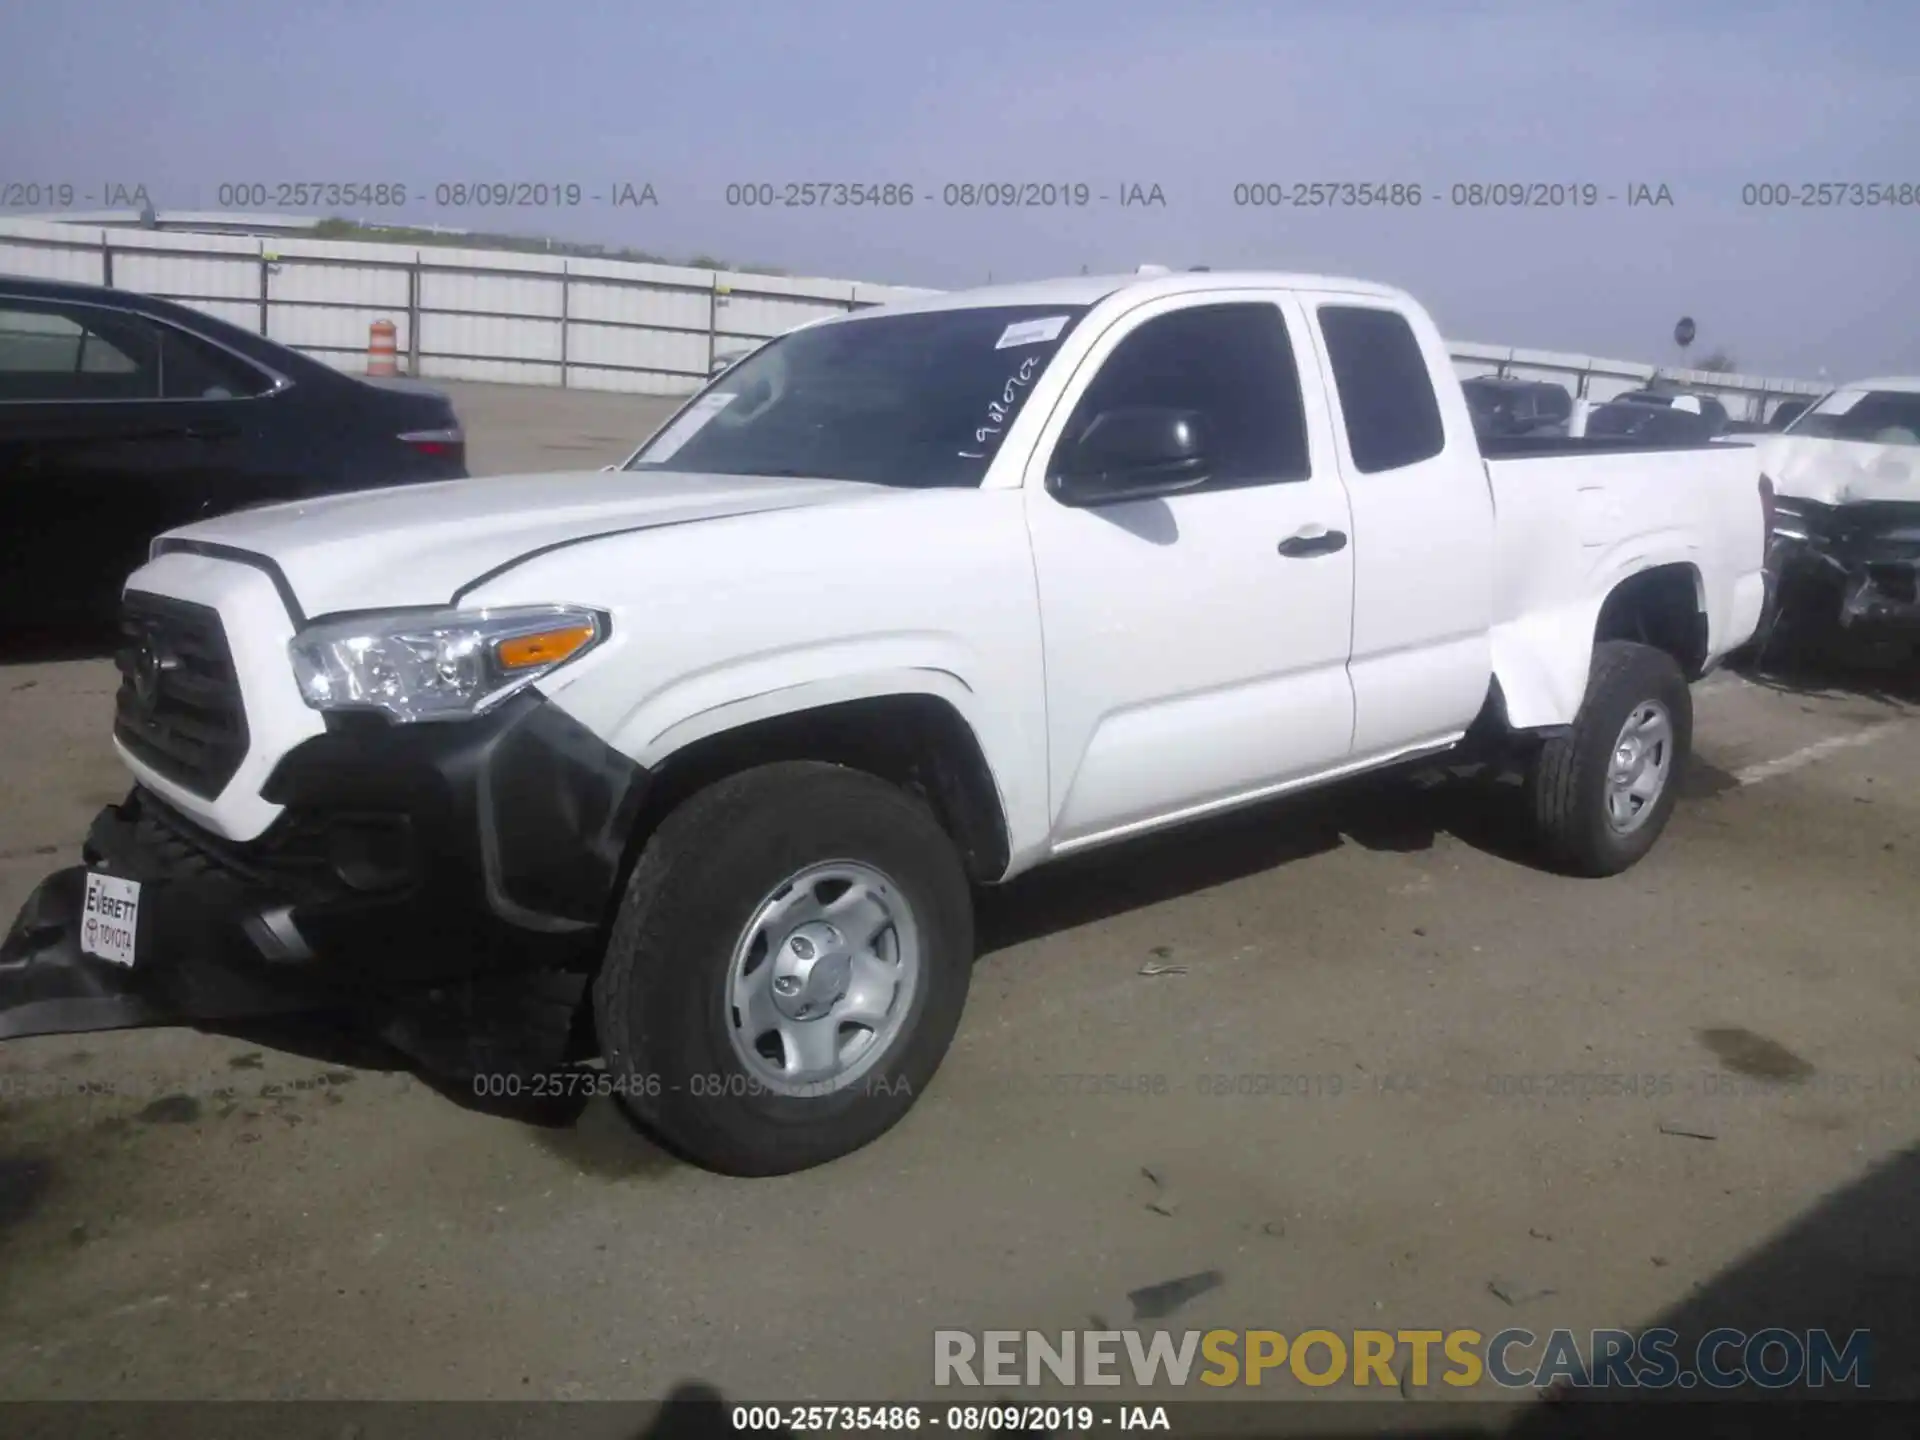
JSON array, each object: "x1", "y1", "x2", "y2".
[{"x1": 0, "y1": 269, "x2": 1770, "y2": 1175}]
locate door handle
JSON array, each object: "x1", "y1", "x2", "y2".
[{"x1": 1277, "y1": 528, "x2": 1348, "y2": 557}]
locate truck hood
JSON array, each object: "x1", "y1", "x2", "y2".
[
  {"x1": 1757, "y1": 435, "x2": 1920, "y2": 506},
  {"x1": 156, "y1": 468, "x2": 888, "y2": 618}
]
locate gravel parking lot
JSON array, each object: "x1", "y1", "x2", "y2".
[{"x1": 2, "y1": 381, "x2": 1916, "y2": 1415}]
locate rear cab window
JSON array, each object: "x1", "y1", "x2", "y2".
[{"x1": 1316, "y1": 304, "x2": 1446, "y2": 472}]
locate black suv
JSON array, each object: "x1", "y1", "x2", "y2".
[{"x1": 0, "y1": 276, "x2": 467, "y2": 632}]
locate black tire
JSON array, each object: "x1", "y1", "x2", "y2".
[
  {"x1": 1527, "y1": 641, "x2": 1693, "y2": 877},
  {"x1": 593, "y1": 761, "x2": 974, "y2": 1176}
]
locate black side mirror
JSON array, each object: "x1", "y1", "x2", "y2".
[{"x1": 1051, "y1": 406, "x2": 1212, "y2": 505}]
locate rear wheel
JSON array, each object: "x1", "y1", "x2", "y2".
[
  {"x1": 1527, "y1": 641, "x2": 1693, "y2": 876},
  {"x1": 593, "y1": 761, "x2": 973, "y2": 1176}
]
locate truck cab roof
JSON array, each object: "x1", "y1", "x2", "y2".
[{"x1": 826, "y1": 270, "x2": 1412, "y2": 323}]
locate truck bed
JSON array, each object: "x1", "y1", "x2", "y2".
[{"x1": 1481, "y1": 442, "x2": 1769, "y2": 726}]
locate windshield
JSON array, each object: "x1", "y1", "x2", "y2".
[
  {"x1": 1783, "y1": 389, "x2": 1920, "y2": 446},
  {"x1": 625, "y1": 304, "x2": 1089, "y2": 485}
]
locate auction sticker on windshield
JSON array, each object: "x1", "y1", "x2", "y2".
[
  {"x1": 637, "y1": 392, "x2": 737, "y2": 463},
  {"x1": 80, "y1": 872, "x2": 140, "y2": 967},
  {"x1": 996, "y1": 315, "x2": 1071, "y2": 349}
]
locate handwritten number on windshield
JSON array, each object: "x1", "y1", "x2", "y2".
[{"x1": 959, "y1": 354, "x2": 1042, "y2": 459}]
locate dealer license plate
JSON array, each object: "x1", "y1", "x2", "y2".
[{"x1": 80, "y1": 872, "x2": 141, "y2": 968}]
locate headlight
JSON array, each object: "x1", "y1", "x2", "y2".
[{"x1": 289, "y1": 605, "x2": 608, "y2": 723}]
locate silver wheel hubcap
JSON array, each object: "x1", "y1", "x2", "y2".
[
  {"x1": 724, "y1": 861, "x2": 920, "y2": 1096},
  {"x1": 1605, "y1": 700, "x2": 1673, "y2": 834}
]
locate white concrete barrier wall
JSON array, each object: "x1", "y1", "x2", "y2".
[{"x1": 0, "y1": 217, "x2": 1825, "y2": 419}]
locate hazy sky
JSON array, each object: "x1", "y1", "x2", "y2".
[{"x1": 4, "y1": 0, "x2": 1916, "y2": 378}]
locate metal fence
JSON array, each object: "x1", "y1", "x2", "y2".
[
  {"x1": 0, "y1": 217, "x2": 936, "y2": 396},
  {"x1": 0, "y1": 216, "x2": 1824, "y2": 418}
]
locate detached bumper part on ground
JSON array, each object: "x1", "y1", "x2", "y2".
[{"x1": 0, "y1": 690, "x2": 648, "y2": 1048}]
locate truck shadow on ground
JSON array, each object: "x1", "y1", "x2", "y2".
[
  {"x1": 0, "y1": 1150, "x2": 54, "y2": 1242},
  {"x1": 1733, "y1": 631, "x2": 1920, "y2": 708},
  {"x1": 1500, "y1": 1142, "x2": 1920, "y2": 1435},
  {"x1": 977, "y1": 767, "x2": 1577, "y2": 955},
  {"x1": 208, "y1": 765, "x2": 1639, "y2": 1179},
  {"x1": 205, "y1": 1010, "x2": 685, "y2": 1179}
]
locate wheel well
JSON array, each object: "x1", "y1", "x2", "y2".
[
  {"x1": 1594, "y1": 564, "x2": 1708, "y2": 679},
  {"x1": 617, "y1": 694, "x2": 1012, "y2": 898}
]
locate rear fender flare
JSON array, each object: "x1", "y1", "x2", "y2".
[{"x1": 1494, "y1": 551, "x2": 1704, "y2": 730}]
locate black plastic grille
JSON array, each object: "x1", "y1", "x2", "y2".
[{"x1": 114, "y1": 591, "x2": 250, "y2": 799}]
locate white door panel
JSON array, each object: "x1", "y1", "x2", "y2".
[
  {"x1": 1300, "y1": 295, "x2": 1495, "y2": 754},
  {"x1": 1032, "y1": 485, "x2": 1356, "y2": 843},
  {"x1": 1345, "y1": 633, "x2": 1490, "y2": 760},
  {"x1": 1021, "y1": 291, "x2": 1358, "y2": 848},
  {"x1": 1052, "y1": 644, "x2": 1357, "y2": 842}
]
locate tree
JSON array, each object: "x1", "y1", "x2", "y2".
[{"x1": 1693, "y1": 349, "x2": 1739, "y2": 374}]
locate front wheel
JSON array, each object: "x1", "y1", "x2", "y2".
[
  {"x1": 1526, "y1": 641, "x2": 1694, "y2": 877},
  {"x1": 593, "y1": 761, "x2": 974, "y2": 1176}
]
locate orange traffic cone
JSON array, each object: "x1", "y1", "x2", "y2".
[{"x1": 367, "y1": 319, "x2": 398, "y2": 376}]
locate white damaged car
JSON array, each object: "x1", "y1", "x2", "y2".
[{"x1": 1755, "y1": 379, "x2": 1920, "y2": 653}]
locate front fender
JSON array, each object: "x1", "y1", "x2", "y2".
[
  {"x1": 627, "y1": 658, "x2": 986, "y2": 770},
  {"x1": 462, "y1": 484, "x2": 1050, "y2": 865},
  {"x1": 544, "y1": 639, "x2": 1051, "y2": 872}
]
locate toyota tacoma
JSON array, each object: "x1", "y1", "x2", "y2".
[{"x1": 0, "y1": 270, "x2": 1771, "y2": 1175}]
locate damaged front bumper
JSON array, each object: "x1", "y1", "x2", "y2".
[
  {"x1": 0, "y1": 807, "x2": 336, "y2": 1042},
  {"x1": 0, "y1": 690, "x2": 647, "y2": 1049}
]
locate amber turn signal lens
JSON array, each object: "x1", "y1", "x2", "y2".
[{"x1": 494, "y1": 623, "x2": 597, "y2": 670}]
